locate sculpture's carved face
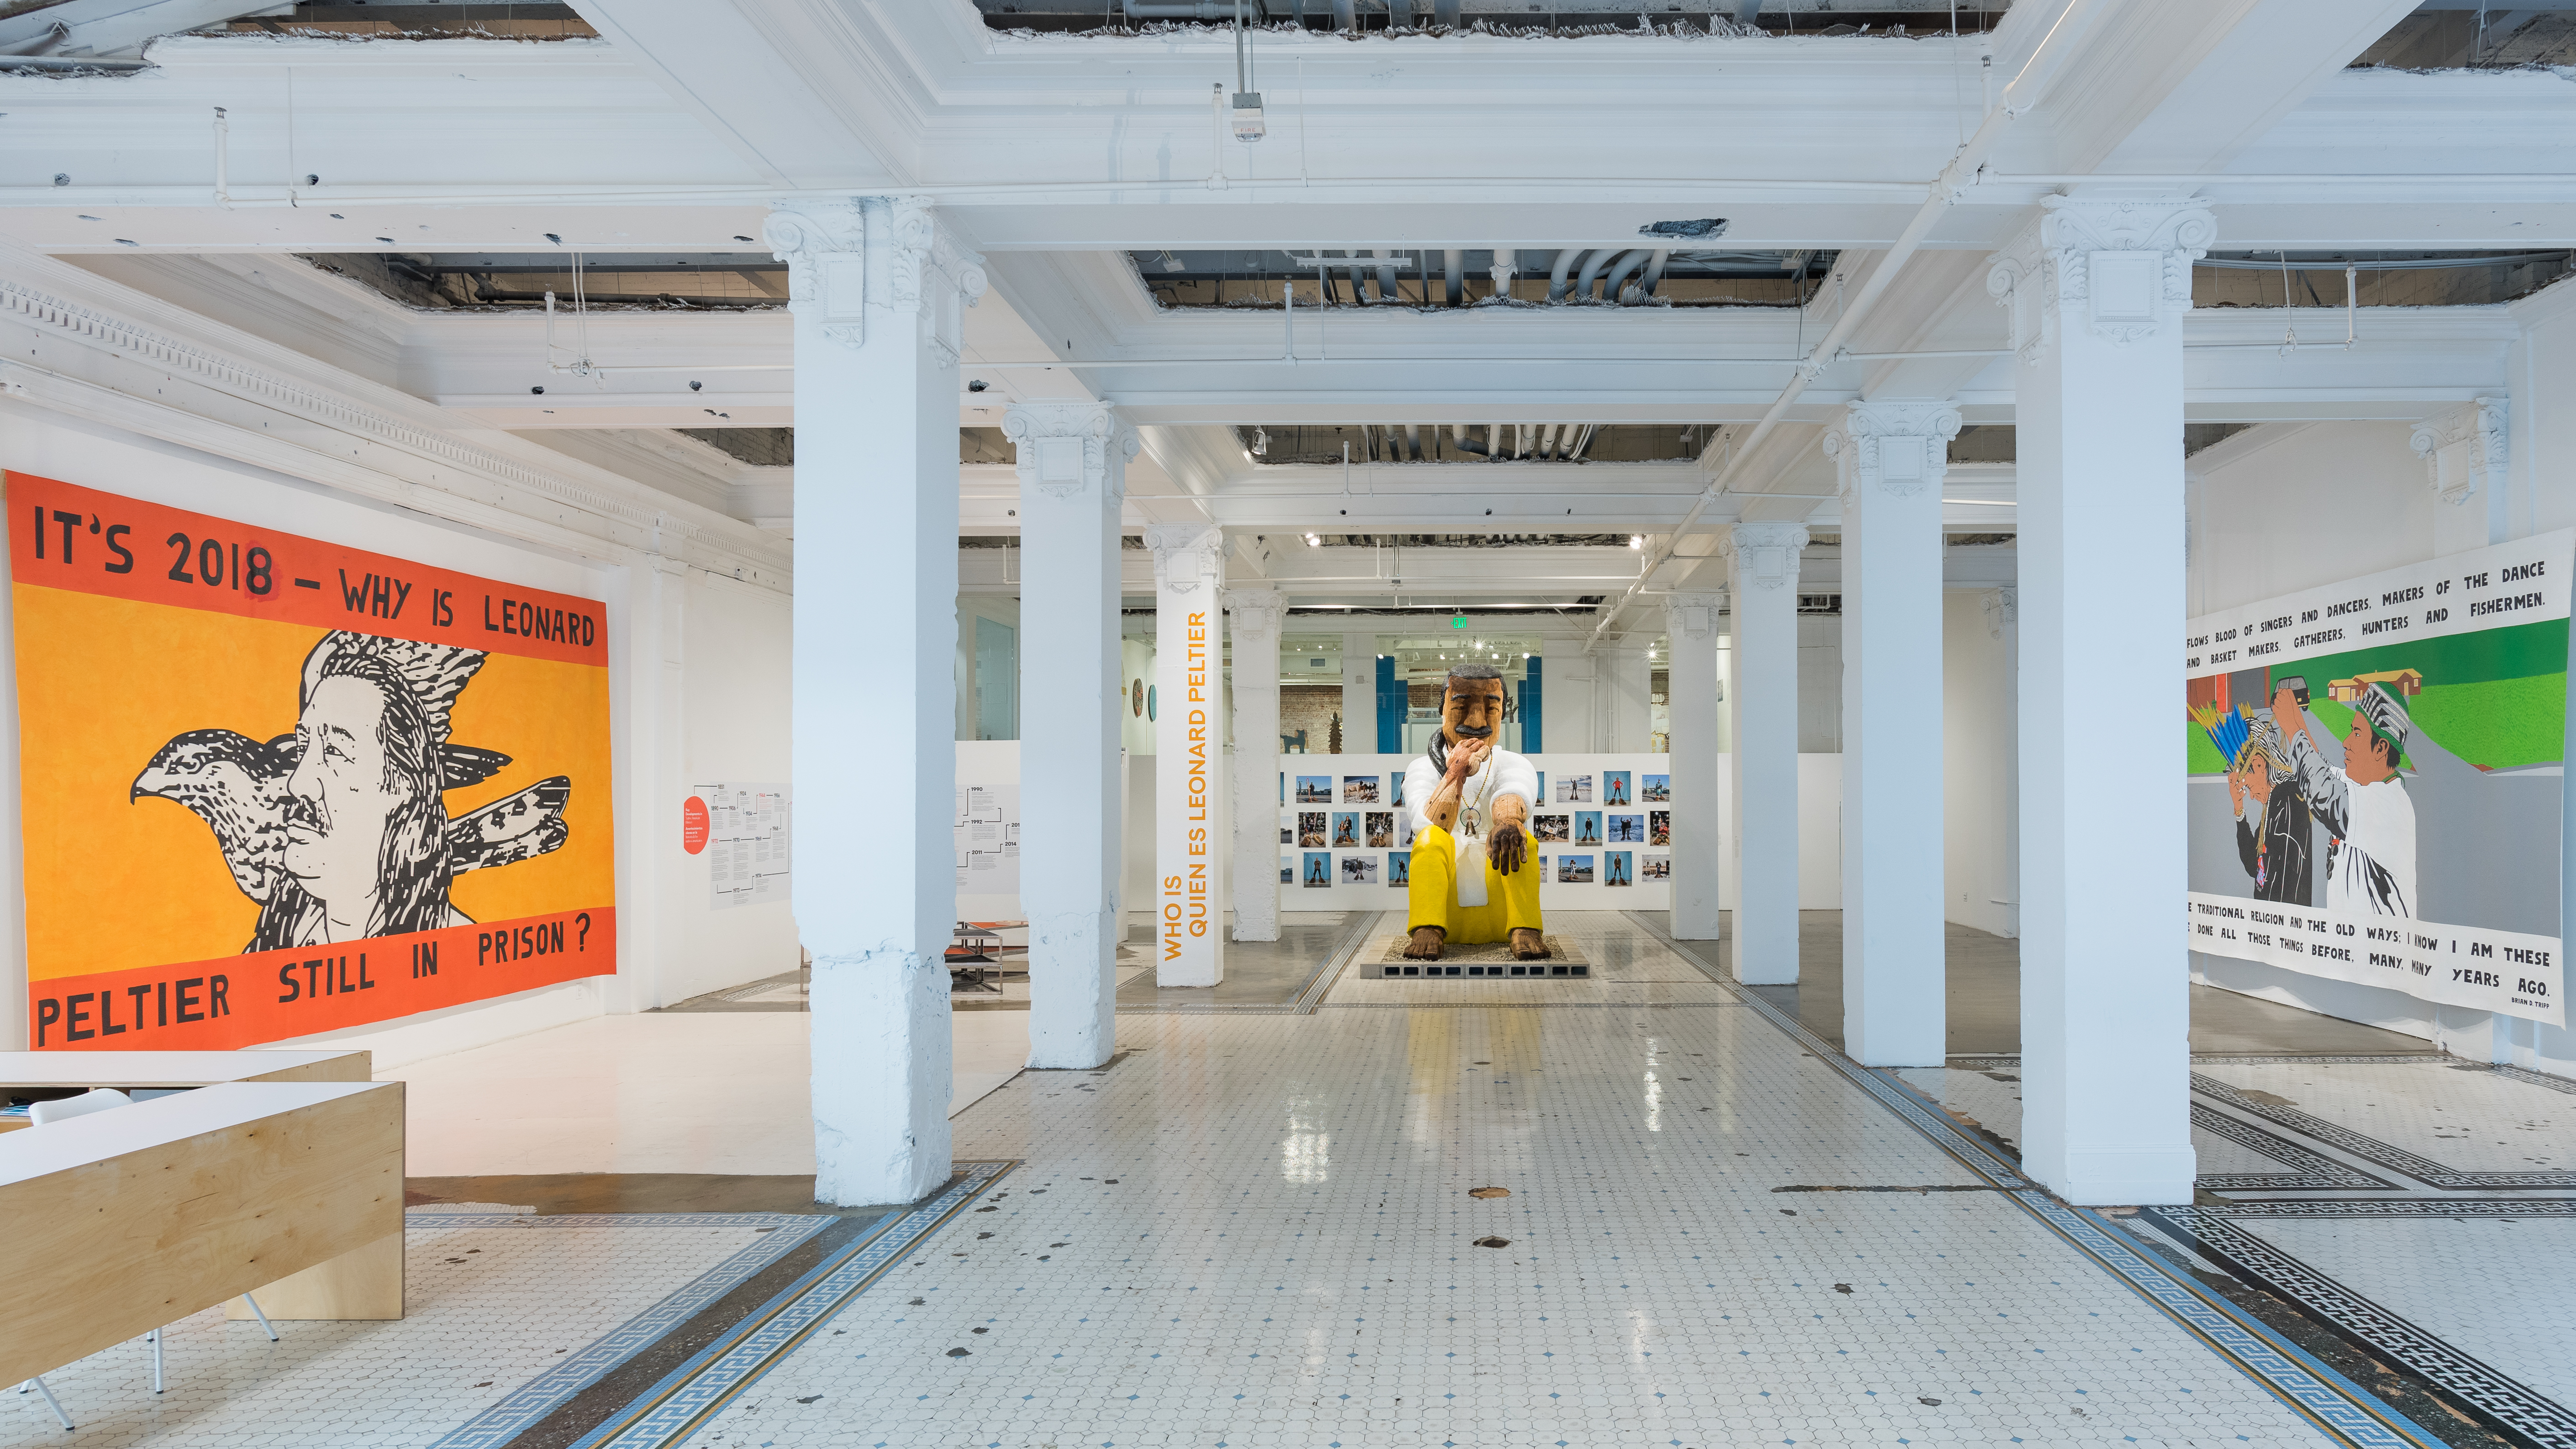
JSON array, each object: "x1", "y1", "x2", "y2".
[{"x1": 1441, "y1": 678, "x2": 1508, "y2": 745}]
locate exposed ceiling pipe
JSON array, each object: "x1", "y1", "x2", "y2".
[
  {"x1": 1640, "y1": 248, "x2": 1671, "y2": 296},
  {"x1": 1547, "y1": 248, "x2": 1586, "y2": 303},
  {"x1": 1600, "y1": 248, "x2": 1654, "y2": 304},
  {"x1": 1451, "y1": 422, "x2": 1487, "y2": 457},
  {"x1": 1120, "y1": 0, "x2": 1238, "y2": 17},
  {"x1": 1566, "y1": 424, "x2": 1597, "y2": 461},
  {"x1": 1514, "y1": 422, "x2": 1532, "y2": 459},
  {"x1": 1486, "y1": 422, "x2": 1503, "y2": 460},
  {"x1": 1342, "y1": 249, "x2": 1371, "y2": 304},
  {"x1": 1582, "y1": 0, "x2": 2110, "y2": 652},
  {"x1": 1443, "y1": 248, "x2": 1464, "y2": 306},
  {"x1": 1574, "y1": 248, "x2": 1619, "y2": 302},
  {"x1": 1489, "y1": 246, "x2": 1518, "y2": 298},
  {"x1": 1331, "y1": 0, "x2": 1356, "y2": 30},
  {"x1": 1372, "y1": 248, "x2": 1401, "y2": 304},
  {"x1": 1405, "y1": 423, "x2": 1422, "y2": 460},
  {"x1": 1538, "y1": 422, "x2": 1563, "y2": 460}
]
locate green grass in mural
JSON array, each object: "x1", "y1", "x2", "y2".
[
  {"x1": 2187, "y1": 616, "x2": 2567, "y2": 775},
  {"x1": 2186, "y1": 674, "x2": 2566, "y2": 775},
  {"x1": 2186, "y1": 727, "x2": 2229, "y2": 775}
]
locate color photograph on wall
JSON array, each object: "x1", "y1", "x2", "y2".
[
  {"x1": 1388, "y1": 850, "x2": 1410, "y2": 887},
  {"x1": 13, "y1": 473, "x2": 617, "y2": 1049},
  {"x1": 2184, "y1": 531, "x2": 2571, "y2": 1026}
]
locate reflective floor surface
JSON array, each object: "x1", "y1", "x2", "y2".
[{"x1": 12, "y1": 912, "x2": 2558, "y2": 1449}]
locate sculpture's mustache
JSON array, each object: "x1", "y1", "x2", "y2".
[{"x1": 1449, "y1": 722, "x2": 1494, "y2": 738}]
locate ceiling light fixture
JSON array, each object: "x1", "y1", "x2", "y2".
[{"x1": 1629, "y1": 535, "x2": 1645, "y2": 549}]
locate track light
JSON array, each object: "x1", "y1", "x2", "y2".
[
  {"x1": 1629, "y1": 535, "x2": 1645, "y2": 549},
  {"x1": 1304, "y1": 532, "x2": 1320, "y2": 546}
]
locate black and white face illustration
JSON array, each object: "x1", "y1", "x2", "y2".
[
  {"x1": 286, "y1": 672, "x2": 412, "y2": 934},
  {"x1": 135, "y1": 630, "x2": 575, "y2": 954}
]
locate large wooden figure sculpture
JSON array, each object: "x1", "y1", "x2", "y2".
[{"x1": 1402, "y1": 664, "x2": 1548, "y2": 961}]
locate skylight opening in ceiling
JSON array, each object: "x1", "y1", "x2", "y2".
[
  {"x1": 976, "y1": 1, "x2": 2008, "y2": 38},
  {"x1": 1132, "y1": 248, "x2": 1837, "y2": 311},
  {"x1": 302, "y1": 252, "x2": 786, "y2": 312}
]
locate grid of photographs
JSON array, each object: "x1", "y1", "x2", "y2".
[{"x1": 1262, "y1": 758, "x2": 1676, "y2": 897}]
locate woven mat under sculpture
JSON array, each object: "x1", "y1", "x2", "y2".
[{"x1": 1374, "y1": 934, "x2": 1586, "y2": 966}]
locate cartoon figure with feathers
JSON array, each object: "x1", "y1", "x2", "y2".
[{"x1": 131, "y1": 631, "x2": 571, "y2": 950}]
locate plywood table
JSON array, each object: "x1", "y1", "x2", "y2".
[
  {"x1": 0, "y1": 1078, "x2": 403, "y2": 1355},
  {"x1": 0, "y1": 1048, "x2": 372, "y2": 1133}
]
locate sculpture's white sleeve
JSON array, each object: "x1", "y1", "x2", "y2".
[
  {"x1": 1492, "y1": 748, "x2": 1539, "y2": 817},
  {"x1": 1404, "y1": 757, "x2": 1442, "y2": 839}
]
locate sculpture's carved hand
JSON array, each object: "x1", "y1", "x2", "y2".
[{"x1": 1489, "y1": 822, "x2": 1527, "y2": 875}]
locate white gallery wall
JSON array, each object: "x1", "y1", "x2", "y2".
[{"x1": 1942, "y1": 589, "x2": 2017, "y2": 939}]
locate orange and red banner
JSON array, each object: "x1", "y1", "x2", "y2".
[{"x1": 12, "y1": 473, "x2": 617, "y2": 1050}]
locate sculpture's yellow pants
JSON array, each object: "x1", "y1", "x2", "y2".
[{"x1": 1407, "y1": 823, "x2": 1543, "y2": 944}]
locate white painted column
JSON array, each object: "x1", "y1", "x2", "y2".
[
  {"x1": 1146, "y1": 523, "x2": 1228, "y2": 986},
  {"x1": 770, "y1": 197, "x2": 985, "y2": 1207},
  {"x1": 1007, "y1": 401, "x2": 1136, "y2": 1070},
  {"x1": 1828, "y1": 400, "x2": 1960, "y2": 1068},
  {"x1": 1661, "y1": 592, "x2": 1724, "y2": 940},
  {"x1": 1722, "y1": 524, "x2": 1808, "y2": 985},
  {"x1": 1990, "y1": 194, "x2": 2212, "y2": 1205},
  {"x1": 1988, "y1": 586, "x2": 2021, "y2": 940},
  {"x1": 609, "y1": 550, "x2": 688, "y2": 1013},
  {"x1": 1228, "y1": 588, "x2": 1287, "y2": 943},
  {"x1": 1341, "y1": 627, "x2": 1376, "y2": 754}
]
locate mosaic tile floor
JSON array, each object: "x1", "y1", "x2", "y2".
[
  {"x1": 618, "y1": 913, "x2": 2428, "y2": 1449},
  {"x1": 1900, "y1": 1051, "x2": 2576, "y2": 1443},
  {"x1": 2, "y1": 1211, "x2": 828, "y2": 1449}
]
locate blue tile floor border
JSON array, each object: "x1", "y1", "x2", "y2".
[
  {"x1": 1618, "y1": 910, "x2": 2446, "y2": 1449},
  {"x1": 419, "y1": 1212, "x2": 833, "y2": 1449},
  {"x1": 568, "y1": 1161, "x2": 1017, "y2": 1449}
]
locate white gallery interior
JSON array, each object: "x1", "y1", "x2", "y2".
[{"x1": 3, "y1": 3, "x2": 2576, "y2": 1447}]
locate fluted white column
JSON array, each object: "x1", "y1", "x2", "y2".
[
  {"x1": 1662, "y1": 592, "x2": 1724, "y2": 940},
  {"x1": 1145, "y1": 523, "x2": 1229, "y2": 986},
  {"x1": 1828, "y1": 399, "x2": 1960, "y2": 1069},
  {"x1": 1990, "y1": 194, "x2": 2213, "y2": 1205},
  {"x1": 771, "y1": 197, "x2": 983, "y2": 1206},
  {"x1": 1721, "y1": 524, "x2": 1808, "y2": 984},
  {"x1": 1229, "y1": 588, "x2": 1287, "y2": 943},
  {"x1": 1007, "y1": 401, "x2": 1136, "y2": 1070}
]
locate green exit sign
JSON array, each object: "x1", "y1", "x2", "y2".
[{"x1": 1451, "y1": 616, "x2": 1467, "y2": 629}]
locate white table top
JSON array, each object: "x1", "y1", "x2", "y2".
[
  {"x1": 0, "y1": 1080, "x2": 393, "y2": 1187},
  {"x1": 0, "y1": 1050, "x2": 368, "y2": 1087}
]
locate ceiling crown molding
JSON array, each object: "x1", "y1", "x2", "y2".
[{"x1": 0, "y1": 246, "x2": 791, "y2": 585}]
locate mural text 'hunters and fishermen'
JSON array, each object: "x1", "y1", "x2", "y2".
[
  {"x1": 2184, "y1": 532, "x2": 2571, "y2": 1027},
  {"x1": 11, "y1": 474, "x2": 616, "y2": 1049}
]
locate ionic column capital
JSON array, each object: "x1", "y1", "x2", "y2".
[
  {"x1": 1720, "y1": 522, "x2": 1812, "y2": 591},
  {"x1": 1661, "y1": 590, "x2": 1725, "y2": 642},
  {"x1": 1987, "y1": 194, "x2": 2215, "y2": 363},
  {"x1": 1823, "y1": 399, "x2": 1962, "y2": 502},
  {"x1": 1145, "y1": 522, "x2": 1227, "y2": 597},
  {"x1": 1005, "y1": 401, "x2": 1138, "y2": 504}
]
